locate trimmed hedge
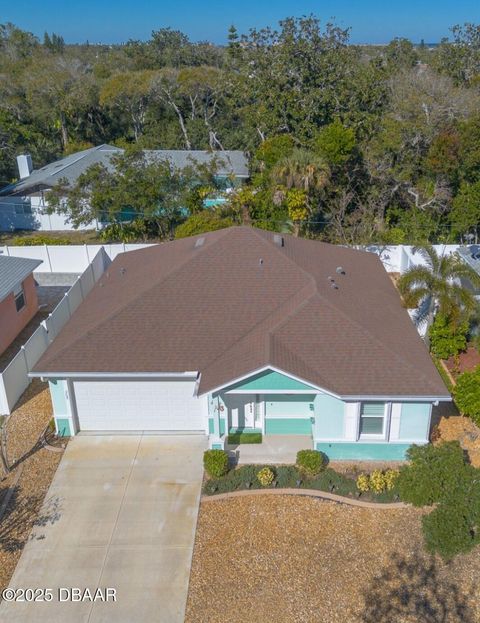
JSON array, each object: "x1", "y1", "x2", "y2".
[
  {"x1": 227, "y1": 432, "x2": 262, "y2": 445},
  {"x1": 203, "y1": 449, "x2": 229, "y2": 478}
]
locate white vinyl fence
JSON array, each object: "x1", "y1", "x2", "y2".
[
  {"x1": 0, "y1": 242, "x2": 155, "y2": 273},
  {"x1": 0, "y1": 248, "x2": 111, "y2": 415}
]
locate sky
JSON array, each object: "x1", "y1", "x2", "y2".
[{"x1": 1, "y1": 0, "x2": 479, "y2": 45}]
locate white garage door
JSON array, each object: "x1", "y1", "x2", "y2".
[{"x1": 73, "y1": 380, "x2": 204, "y2": 432}]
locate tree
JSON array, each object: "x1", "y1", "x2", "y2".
[
  {"x1": 48, "y1": 148, "x2": 223, "y2": 238},
  {"x1": 450, "y1": 181, "x2": 480, "y2": 242},
  {"x1": 428, "y1": 312, "x2": 468, "y2": 359},
  {"x1": 100, "y1": 71, "x2": 156, "y2": 141},
  {"x1": 314, "y1": 120, "x2": 357, "y2": 167},
  {"x1": 174, "y1": 211, "x2": 234, "y2": 238},
  {"x1": 397, "y1": 245, "x2": 480, "y2": 335}
]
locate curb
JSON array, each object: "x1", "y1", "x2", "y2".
[{"x1": 201, "y1": 488, "x2": 407, "y2": 509}]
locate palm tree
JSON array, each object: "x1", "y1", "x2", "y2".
[
  {"x1": 272, "y1": 149, "x2": 330, "y2": 192},
  {"x1": 397, "y1": 245, "x2": 480, "y2": 340},
  {"x1": 271, "y1": 149, "x2": 330, "y2": 236}
]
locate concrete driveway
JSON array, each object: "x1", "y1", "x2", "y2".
[{"x1": 0, "y1": 434, "x2": 206, "y2": 623}]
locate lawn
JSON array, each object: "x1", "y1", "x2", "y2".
[{"x1": 185, "y1": 495, "x2": 480, "y2": 623}]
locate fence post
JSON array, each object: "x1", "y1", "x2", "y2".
[
  {"x1": 20, "y1": 345, "x2": 29, "y2": 373},
  {"x1": 85, "y1": 243, "x2": 90, "y2": 265},
  {"x1": 44, "y1": 244, "x2": 53, "y2": 272}
]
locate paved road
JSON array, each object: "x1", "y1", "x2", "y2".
[{"x1": 0, "y1": 434, "x2": 206, "y2": 622}]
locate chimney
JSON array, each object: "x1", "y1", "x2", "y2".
[
  {"x1": 273, "y1": 234, "x2": 284, "y2": 247},
  {"x1": 17, "y1": 154, "x2": 33, "y2": 180}
]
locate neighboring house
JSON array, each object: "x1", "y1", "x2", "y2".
[
  {"x1": 0, "y1": 255, "x2": 42, "y2": 355},
  {"x1": 30, "y1": 227, "x2": 450, "y2": 459},
  {"x1": 0, "y1": 145, "x2": 249, "y2": 232}
]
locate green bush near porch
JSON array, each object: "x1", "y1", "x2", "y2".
[
  {"x1": 227, "y1": 432, "x2": 262, "y2": 445},
  {"x1": 203, "y1": 449, "x2": 229, "y2": 478},
  {"x1": 296, "y1": 449, "x2": 326, "y2": 476}
]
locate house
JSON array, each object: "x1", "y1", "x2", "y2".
[
  {"x1": 0, "y1": 145, "x2": 249, "y2": 232},
  {"x1": 30, "y1": 227, "x2": 450, "y2": 459},
  {"x1": 0, "y1": 255, "x2": 42, "y2": 355}
]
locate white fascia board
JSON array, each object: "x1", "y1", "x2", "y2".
[
  {"x1": 30, "y1": 371, "x2": 199, "y2": 380},
  {"x1": 340, "y1": 394, "x2": 452, "y2": 402}
]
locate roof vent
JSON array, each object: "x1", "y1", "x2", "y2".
[
  {"x1": 331, "y1": 282, "x2": 338, "y2": 290},
  {"x1": 259, "y1": 258, "x2": 264, "y2": 266},
  {"x1": 194, "y1": 237, "x2": 205, "y2": 248},
  {"x1": 327, "y1": 276, "x2": 335, "y2": 282},
  {"x1": 273, "y1": 234, "x2": 284, "y2": 247},
  {"x1": 120, "y1": 267, "x2": 126, "y2": 275},
  {"x1": 336, "y1": 266, "x2": 345, "y2": 275}
]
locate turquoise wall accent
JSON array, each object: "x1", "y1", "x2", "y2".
[
  {"x1": 265, "y1": 395, "x2": 315, "y2": 417},
  {"x1": 208, "y1": 418, "x2": 225, "y2": 435},
  {"x1": 399, "y1": 403, "x2": 431, "y2": 440},
  {"x1": 49, "y1": 380, "x2": 67, "y2": 416},
  {"x1": 316, "y1": 442, "x2": 413, "y2": 461},
  {"x1": 314, "y1": 394, "x2": 345, "y2": 439},
  {"x1": 56, "y1": 418, "x2": 71, "y2": 437},
  {"x1": 265, "y1": 418, "x2": 312, "y2": 434},
  {"x1": 221, "y1": 369, "x2": 316, "y2": 392}
]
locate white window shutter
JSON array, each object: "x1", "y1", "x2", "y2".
[
  {"x1": 344, "y1": 402, "x2": 359, "y2": 440},
  {"x1": 389, "y1": 403, "x2": 401, "y2": 440}
]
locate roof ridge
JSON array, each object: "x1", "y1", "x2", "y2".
[
  {"x1": 36, "y1": 229, "x2": 235, "y2": 369},
  {"x1": 200, "y1": 279, "x2": 317, "y2": 383}
]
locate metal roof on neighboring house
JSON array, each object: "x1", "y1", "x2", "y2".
[
  {"x1": 0, "y1": 145, "x2": 249, "y2": 197},
  {"x1": 0, "y1": 255, "x2": 42, "y2": 302},
  {"x1": 31, "y1": 227, "x2": 449, "y2": 400}
]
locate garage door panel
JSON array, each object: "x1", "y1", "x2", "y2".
[{"x1": 73, "y1": 380, "x2": 204, "y2": 431}]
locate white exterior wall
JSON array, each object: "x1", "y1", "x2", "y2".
[{"x1": 0, "y1": 196, "x2": 94, "y2": 231}]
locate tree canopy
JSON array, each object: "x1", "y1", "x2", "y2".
[{"x1": 2, "y1": 18, "x2": 480, "y2": 243}]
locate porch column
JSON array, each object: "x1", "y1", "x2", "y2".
[{"x1": 213, "y1": 396, "x2": 221, "y2": 438}]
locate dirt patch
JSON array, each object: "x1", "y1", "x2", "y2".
[
  {"x1": 186, "y1": 496, "x2": 480, "y2": 623},
  {"x1": 0, "y1": 380, "x2": 64, "y2": 593},
  {"x1": 445, "y1": 345, "x2": 480, "y2": 376},
  {"x1": 434, "y1": 416, "x2": 480, "y2": 467}
]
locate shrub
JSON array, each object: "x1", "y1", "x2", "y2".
[
  {"x1": 428, "y1": 313, "x2": 468, "y2": 360},
  {"x1": 454, "y1": 366, "x2": 480, "y2": 425},
  {"x1": 203, "y1": 449, "x2": 229, "y2": 478},
  {"x1": 12, "y1": 234, "x2": 72, "y2": 246},
  {"x1": 422, "y1": 497, "x2": 480, "y2": 560},
  {"x1": 356, "y1": 473, "x2": 370, "y2": 492},
  {"x1": 296, "y1": 449, "x2": 325, "y2": 477},
  {"x1": 369, "y1": 470, "x2": 387, "y2": 493},
  {"x1": 257, "y1": 467, "x2": 275, "y2": 487},
  {"x1": 384, "y1": 469, "x2": 399, "y2": 491},
  {"x1": 397, "y1": 441, "x2": 467, "y2": 506},
  {"x1": 356, "y1": 469, "x2": 399, "y2": 494}
]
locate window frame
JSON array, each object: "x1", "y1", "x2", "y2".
[
  {"x1": 14, "y1": 283, "x2": 26, "y2": 312},
  {"x1": 358, "y1": 402, "x2": 387, "y2": 440}
]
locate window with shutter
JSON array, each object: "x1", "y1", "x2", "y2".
[{"x1": 359, "y1": 403, "x2": 385, "y2": 437}]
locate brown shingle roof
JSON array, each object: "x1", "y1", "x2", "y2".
[{"x1": 32, "y1": 227, "x2": 450, "y2": 398}]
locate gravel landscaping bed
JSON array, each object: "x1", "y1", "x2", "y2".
[
  {"x1": 186, "y1": 495, "x2": 480, "y2": 623},
  {"x1": 0, "y1": 380, "x2": 64, "y2": 593}
]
